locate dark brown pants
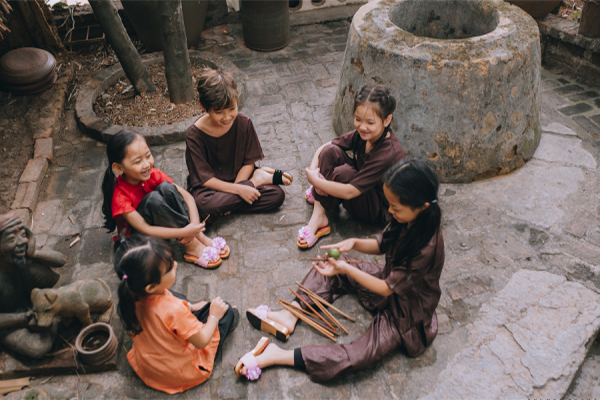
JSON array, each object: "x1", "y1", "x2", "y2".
[
  {"x1": 313, "y1": 144, "x2": 388, "y2": 224},
  {"x1": 297, "y1": 261, "x2": 403, "y2": 382},
  {"x1": 191, "y1": 181, "x2": 285, "y2": 221}
]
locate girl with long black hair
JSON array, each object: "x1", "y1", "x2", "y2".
[
  {"x1": 239, "y1": 158, "x2": 444, "y2": 382},
  {"x1": 298, "y1": 84, "x2": 405, "y2": 249}
]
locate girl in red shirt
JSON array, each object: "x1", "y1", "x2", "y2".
[
  {"x1": 114, "y1": 235, "x2": 238, "y2": 394},
  {"x1": 101, "y1": 130, "x2": 229, "y2": 268}
]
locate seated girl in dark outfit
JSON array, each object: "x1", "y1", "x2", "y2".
[
  {"x1": 185, "y1": 69, "x2": 292, "y2": 221},
  {"x1": 237, "y1": 158, "x2": 444, "y2": 382},
  {"x1": 297, "y1": 84, "x2": 405, "y2": 249}
]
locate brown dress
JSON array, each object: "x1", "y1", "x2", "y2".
[
  {"x1": 313, "y1": 129, "x2": 405, "y2": 224},
  {"x1": 297, "y1": 223, "x2": 445, "y2": 382},
  {"x1": 185, "y1": 113, "x2": 285, "y2": 220}
]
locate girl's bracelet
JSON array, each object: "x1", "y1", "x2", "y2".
[{"x1": 208, "y1": 315, "x2": 219, "y2": 323}]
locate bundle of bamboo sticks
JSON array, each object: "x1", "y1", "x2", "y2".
[
  {"x1": 277, "y1": 282, "x2": 356, "y2": 342},
  {"x1": 0, "y1": 0, "x2": 11, "y2": 40}
]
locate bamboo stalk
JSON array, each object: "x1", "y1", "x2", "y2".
[
  {"x1": 307, "y1": 257, "x2": 363, "y2": 263},
  {"x1": 279, "y1": 301, "x2": 336, "y2": 342},
  {"x1": 289, "y1": 287, "x2": 338, "y2": 334},
  {"x1": 295, "y1": 281, "x2": 356, "y2": 322},
  {"x1": 279, "y1": 299, "x2": 337, "y2": 335},
  {"x1": 301, "y1": 288, "x2": 349, "y2": 335},
  {"x1": 202, "y1": 214, "x2": 210, "y2": 224}
]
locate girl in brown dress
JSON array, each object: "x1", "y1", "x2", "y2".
[
  {"x1": 237, "y1": 158, "x2": 444, "y2": 382},
  {"x1": 298, "y1": 84, "x2": 405, "y2": 249}
]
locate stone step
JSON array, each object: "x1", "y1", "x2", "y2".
[{"x1": 421, "y1": 270, "x2": 600, "y2": 399}]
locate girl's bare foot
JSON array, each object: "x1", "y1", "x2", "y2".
[
  {"x1": 251, "y1": 168, "x2": 292, "y2": 187},
  {"x1": 240, "y1": 343, "x2": 294, "y2": 376},
  {"x1": 184, "y1": 237, "x2": 206, "y2": 258},
  {"x1": 198, "y1": 232, "x2": 213, "y2": 248},
  {"x1": 267, "y1": 308, "x2": 299, "y2": 333},
  {"x1": 299, "y1": 202, "x2": 329, "y2": 245}
]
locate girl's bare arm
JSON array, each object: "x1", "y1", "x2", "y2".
[
  {"x1": 312, "y1": 178, "x2": 362, "y2": 200},
  {"x1": 314, "y1": 259, "x2": 393, "y2": 297},
  {"x1": 321, "y1": 238, "x2": 382, "y2": 255},
  {"x1": 234, "y1": 164, "x2": 255, "y2": 183},
  {"x1": 176, "y1": 184, "x2": 199, "y2": 224},
  {"x1": 187, "y1": 318, "x2": 219, "y2": 350}
]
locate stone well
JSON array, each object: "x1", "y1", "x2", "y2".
[{"x1": 333, "y1": 0, "x2": 542, "y2": 183}]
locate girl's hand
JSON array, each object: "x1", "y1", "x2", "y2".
[
  {"x1": 313, "y1": 258, "x2": 349, "y2": 277},
  {"x1": 321, "y1": 238, "x2": 356, "y2": 253},
  {"x1": 237, "y1": 185, "x2": 261, "y2": 204},
  {"x1": 209, "y1": 297, "x2": 229, "y2": 320},
  {"x1": 190, "y1": 301, "x2": 208, "y2": 312},
  {"x1": 181, "y1": 222, "x2": 205, "y2": 237},
  {"x1": 305, "y1": 167, "x2": 322, "y2": 185}
]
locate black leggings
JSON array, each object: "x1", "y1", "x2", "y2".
[{"x1": 170, "y1": 291, "x2": 237, "y2": 359}]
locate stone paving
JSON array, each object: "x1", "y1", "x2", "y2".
[{"x1": 5, "y1": 20, "x2": 600, "y2": 399}]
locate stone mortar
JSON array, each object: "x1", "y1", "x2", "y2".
[
  {"x1": 75, "y1": 51, "x2": 246, "y2": 145},
  {"x1": 333, "y1": 0, "x2": 542, "y2": 183}
]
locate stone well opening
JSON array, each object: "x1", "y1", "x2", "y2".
[
  {"x1": 333, "y1": 0, "x2": 542, "y2": 183},
  {"x1": 390, "y1": 0, "x2": 498, "y2": 40}
]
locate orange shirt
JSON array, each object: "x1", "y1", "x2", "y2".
[{"x1": 127, "y1": 290, "x2": 220, "y2": 394}]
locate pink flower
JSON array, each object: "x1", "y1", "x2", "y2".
[
  {"x1": 246, "y1": 366, "x2": 262, "y2": 380},
  {"x1": 202, "y1": 246, "x2": 219, "y2": 262},
  {"x1": 298, "y1": 226, "x2": 311, "y2": 240},
  {"x1": 212, "y1": 237, "x2": 227, "y2": 250}
]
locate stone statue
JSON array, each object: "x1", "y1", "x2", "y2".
[{"x1": 0, "y1": 212, "x2": 66, "y2": 359}]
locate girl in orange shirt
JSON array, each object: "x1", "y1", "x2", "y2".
[{"x1": 114, "y1": 235, "x2": 238, "y2": 394}]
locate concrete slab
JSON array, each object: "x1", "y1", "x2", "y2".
[
  {"x1": 542, "y1": 122, "x2": 577, "y2": 136},
  {"x1": 468, "y1": 160, "x2": 585, "y2": 228},
  {"x1": 421, "y1": 270, "x2": 600, "y2": 400},
  {"x1": 533, "y1": 133, "x2": 597, "y2": 169}
]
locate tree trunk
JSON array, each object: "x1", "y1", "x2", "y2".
[
  {"x1": 88, "y1": 0, "x2": 155, "y2": 94},
  {"x1": 14, "y1": 0, "x2": 64, "y2": 54},
  {"x1": 157, "y1": 0, "x2": 194, "y2": 104}
]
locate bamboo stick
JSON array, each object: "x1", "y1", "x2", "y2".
[
  {"x1": 307, "y1": 257, "x2": 363, "y2": 263},
  {"x1": 295, "y1": 281, "x2": 356, "y2": 322},
  {"x1": 289, "y1": 287, "x2": 338, "y2": 334},
  {"x1": 202, "y1": 214, "x2": 210, "y2": 224},
  {"x1": 301, "y1": 288, "x2": 349, "y2": 335},
  {"x1": 279, "y1": 301, "x2": 336, "y2": 342},
  {"x1": 279, "y1": 299, "x2": 337, "y2": 335}
]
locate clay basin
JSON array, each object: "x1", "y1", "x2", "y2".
[
  {"x1": 333, "y1": 0, "x2": 542, "y2": 182},
  {"x1": 75, "y1": 322, "x2": 117, "y2": 366}
]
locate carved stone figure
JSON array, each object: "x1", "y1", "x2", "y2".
[
  {"x1": 32, "y1": 278, "x2": 113, "y2": 327},
  {"x1": 0, "y1": 212, "x2": 66, "y2": 359}
]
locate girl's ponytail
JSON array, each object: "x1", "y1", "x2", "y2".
[
  {"x1": 114, "y1": 235, "x2": 174, "y2": 336},
  {"x1": 101, "y1": 130, "x2": 143, "y2": 232},
  {"x1": 383, "y1": 158, "x2": 442, "y2": 271}
]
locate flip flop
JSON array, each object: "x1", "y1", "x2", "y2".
[
  {"x1": 212, "y1": 237, "x2": 230, "y2": 259},
  {"x1": 235, "y1": 337, "x2": 270, "y2": 379},
  {"x1": 246, "y1": 305, "x2": 290, "y2": 341},
  {"x1": 184, "y1": 246, "x2": 222, "y2": 269},
  {"x1": 297, "y1": 225, "x2": 331, "y2": 249},
  {"x1": 305, "y1": 186, "x2": 315, "y2": 204},
  {"x1": 261, "y1": 167, "x2": 293, "y2": 186}
]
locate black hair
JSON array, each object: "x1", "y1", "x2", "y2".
[
  {"x1": 101, "y1": 130, "x2": 144, "y2": 232},
  {"x1": 382, "y1": 158, "x2": 441, "y2": 272},
  {"x1": 113, "y1": 235, "x2": 174, "y2": 336},
  {"x1": 350, "y1": 84, "x2": 397, "y2": 165},
  {"x1": 196, "y1": 68, "x2": 238, "y2": 112}
]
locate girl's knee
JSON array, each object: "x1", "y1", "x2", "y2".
[{"x1": 319, "y1": 144, "x2": 344, "y2": 160}]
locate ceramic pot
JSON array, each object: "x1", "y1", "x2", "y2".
[
  {"x1": 240, "y1": 0, "x2": 289, "y2": 51},
  {"x1": 507, "y1": 1, "x2": 562, "y2": 19},
  {"x1": 75, "y1": 322, "x2": 118, "y2": 366},
  {"x1": 579, "y1": 0, "x2": 600, "y2": 38}
]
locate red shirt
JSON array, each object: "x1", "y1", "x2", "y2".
[{"x1": 111, "y1": 168, "x2": 174, "y2": 235}]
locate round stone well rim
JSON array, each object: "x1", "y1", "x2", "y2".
[
  {"x1": 352, "y1": 0, "x2": 538, "y2": 60},
  {"x1": 75, "y1": 51, "x2": 246, "y2": 145}
]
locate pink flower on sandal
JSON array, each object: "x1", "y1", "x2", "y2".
[
  {"x1": 297, "y1": 226, "x2": 312, "y2": 241},
  {"x1": 305, "y1": 186, "x2": 315, "y2": 204},
  {"x1": 212, "y1": 237, "x2": 227, "y2": 250}
]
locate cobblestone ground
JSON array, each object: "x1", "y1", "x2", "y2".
[{"x1": 7, "y1": 21, "x2": 600, "y2": 399}]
